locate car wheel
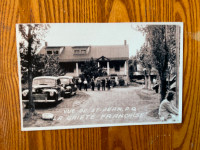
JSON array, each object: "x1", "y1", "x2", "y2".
[
  {"x1": 55, "y1": 94, "x2": 58, "y2": 103},
  {"x1": 61, "y1": 91, "x2": 65, "y2": 98}
]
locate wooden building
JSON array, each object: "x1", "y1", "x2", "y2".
[{"x1": 39, "y1": 41, "x2": 129, "y2": 78}]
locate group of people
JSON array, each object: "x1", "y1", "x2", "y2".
[
  {"x1": 77, "y1": 77, "x2": 111, "y2": 91},
  {"x1": 76, "y1": 77, "x2": 179, "y2": 122}
]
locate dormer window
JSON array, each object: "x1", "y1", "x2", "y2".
[
  {"x1": 47, "y1": 51, "x2": 52, "y2": 54},
  {"x1": 74, "y1": 50, "x2": 80, "y2": 54},
  {"x1": 46, "y1": 49, "x2": 59, "y2": 55},
  {"x1": 73, "y1": 46, "x2": 90, "y2": 55},
  {"x1": 73, "y1": 49, "x2": 86, "y2": 55},
  {"x1": 81, "y1": 50, "x2": 86, "y2": 54},
  {"x1": 53, "y1": 50, "x2": 59, "y2": 55}
]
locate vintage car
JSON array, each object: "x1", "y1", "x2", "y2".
[
  {"x1": 58, "y1": 76, "x2": 77, "y2": 97},
  {"x1": 22, "y1": 76, "x2": 64, "y2": 104},
  {"x1": 109, "y1": 74, "x2": 119, "y2": 86}
]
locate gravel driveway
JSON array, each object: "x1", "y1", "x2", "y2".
[{"x1": 23, "y1": 86, "x2": 160, "y2": 128}]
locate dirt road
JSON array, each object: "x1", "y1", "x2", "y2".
[{"x1": 23, "y1": 86, "x2": 160, "y2": 128}]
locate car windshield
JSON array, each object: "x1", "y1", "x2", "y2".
[
  {"x1": 60, "y1": 78, "x2": 70, "y2": 85},
  {"x1": 33, "y1": 78, "x2": 55, "y2": 86}
]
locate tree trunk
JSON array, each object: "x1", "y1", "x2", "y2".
[
  {"x1": 159, "y1": 26, "x2": 169, "y2": 102},
  {"x1": 160, "y1": 74, "x2": 167, "y2": 103},
  {"x1": 148, "y1": 75, "x2": 151, "y2": 89},
  {"x1": 27, "y1": 31, "x2": 35, "y2": 114},
  {"x1": 144, "y1": 75, "x2": 148, "y2": 88},
  {"x1": 28, "y1": 63, "x2": 34, "y2": 113}
]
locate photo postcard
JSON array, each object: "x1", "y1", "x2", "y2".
[{"x1": 16, "y1": 22, "x2": 183, "y2": 131}]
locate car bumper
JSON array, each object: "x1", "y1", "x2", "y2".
[
  {"x1": 22, "y1": 99, "x2": 57, "y2": 103},
  {"x1": 65, "y1": 91, "x2": 71, "y2": 95}
]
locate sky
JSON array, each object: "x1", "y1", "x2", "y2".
[{"x1": 43, "y1": 23, "x2": 146, "y2": 57}]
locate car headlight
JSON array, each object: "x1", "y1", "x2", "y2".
[
  {"x1": 22, "y1": 90, "x2": 28, "y2": 97},
  {"x1": 50, "y1": 91, "x2": 54, "y2": 96},
  {"x1": 66, "y1": 86, "x2": 71, "y2": 90}
]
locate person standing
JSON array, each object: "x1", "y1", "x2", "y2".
[
  {"x1": 78, "y1": 78, "x2": 82, "y2": 91},
  {"x1": 96, "y1": 77, "x2": 101, "y2": 91},
  {"x1": 153, "y1": 78, "x2": 159, "y2": 93},
  {"x1": 102, "y1": 78, "x2": 105, "y2": 91},
  {"x1": 83, "y1": 79, "x2": 88, "y2": 91},
  {"x1": 107, "y1": 77, "x2": 111, "y2": 90},
  {"x1": 91, "y1": 77, "x2": 95, "y2": 91}
]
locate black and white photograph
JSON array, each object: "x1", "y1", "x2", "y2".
[{"x1": 16, "y1": 23, "x2": 183, "y2": 131}]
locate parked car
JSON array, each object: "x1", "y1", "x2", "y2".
[
  {"x1": 58, "y1": 76, "x2": 77, "y2": 97},
  {"x1": 110, "y1": 76, "x2": 118, "y2": 87},
  {"x1": 22, "y1": 76, "x2": 64, "y2": 104},
  {"x1": 110, "y1": 74, "x2": 119, "y2": 86}
]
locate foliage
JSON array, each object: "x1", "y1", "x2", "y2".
[
  {"x1": 18, "y1": 24, "x2": 50, "y2": 113},
  {"x1": 42, "y1": 54, "x2": 65, "y2": 76},
  {"x1": 136, "y1": 44, "x2": 153, "y2": 89},
  {"x1": 80, "y1": 58, "x2": 107, "y2": 81},
  {"x1": 128, "y1": 56, "x2": 138, "y2": 80},
  {"x1": 19, "y1": 24, "x2": 50, "y2": 82},
  {"x1": 137, "y1": 44, "x2": 152, "y2": 74},
  {"x1": 137, "y1": 25, "x2": 177, "y2": 101},
  {"x1": 20, "y1": 50, "x2": 45, "y2": 83},
  {"x1": 139, "y1": 25, "x2": 177, "y2": 73}
]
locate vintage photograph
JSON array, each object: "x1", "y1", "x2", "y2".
[{"x1": 16, "y1": 23, "x2": 183, "y2": 131}]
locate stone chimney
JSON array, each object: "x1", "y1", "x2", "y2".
[
  {"x1": 124, "y1": 40, "x2": 127, "y2": 46},
  {"x1": 45, "y1": 42, "x2": 48, "y2": 47}
]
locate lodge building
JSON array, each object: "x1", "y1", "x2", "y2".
[{"x1": 39, "y1": 41, "x2": 129, "y2": 78}]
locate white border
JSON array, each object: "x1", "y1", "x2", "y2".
[{"x1": 16, "y1": 22, "x2": 183, "y2": 131}]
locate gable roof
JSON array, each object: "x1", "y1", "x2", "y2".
[{"x1": 59, "y1": 45, "x2": 129, "y2": 62}]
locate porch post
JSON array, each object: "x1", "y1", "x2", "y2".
[
  {"x1": 98, "y1": 62, "x2": 100, "y2": 67},
  {"x1": 124, "y1": 61, "x2": 127, "y2": 75},
  {"x1": 76, "y1": 62, "x2": 79, "y2": 76},
  {"x1": 107, "y1": 61, "x2": 110, "y2": 75}
]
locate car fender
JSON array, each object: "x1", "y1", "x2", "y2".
[{"x1": 23, "y1": 89, "x2": 29, "y2": 93}]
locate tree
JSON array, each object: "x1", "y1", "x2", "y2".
[
  {"x1": 80, "y1": 58, "x2": 106, "y2": 81},
  {"x1": 20, "y1": 51, "x2": 45, "y2": 84},
  {"x1": 42, "y1": 54, "x2": 65, "y2": 76},
  {"x1": 137, "y1": 44, "x2": 153, "y2": 89},
  {"x1": 138, "y1": 25, "x2": 177, "y2": 102},
  {"x1": 18, "y1": 24, "x2": 50, "y2": 115},
  {"x1": 128, "y1": 56, "x2": 138, "y2": 80}
]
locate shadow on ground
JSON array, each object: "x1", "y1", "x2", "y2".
[{"x1": 25, "y1": 100, "x2": 63, "y2": 109}]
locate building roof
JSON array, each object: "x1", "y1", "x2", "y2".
[{"x1": 59, "y1": 45, "x2": 129, "y2": 62}]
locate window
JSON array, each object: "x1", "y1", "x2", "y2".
[
  {"x1": 81, "y1": 50, "x2": 86, "y2": 54},
  {"x1": 47, "y1": 51, "x2": 52, "y2": 54},
  {"x1": 53, "y1": 51, "x2": 59, "y2": 54},
  {"x1": 74, "y1": 50, "x2": 80, "y2": 54}
]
